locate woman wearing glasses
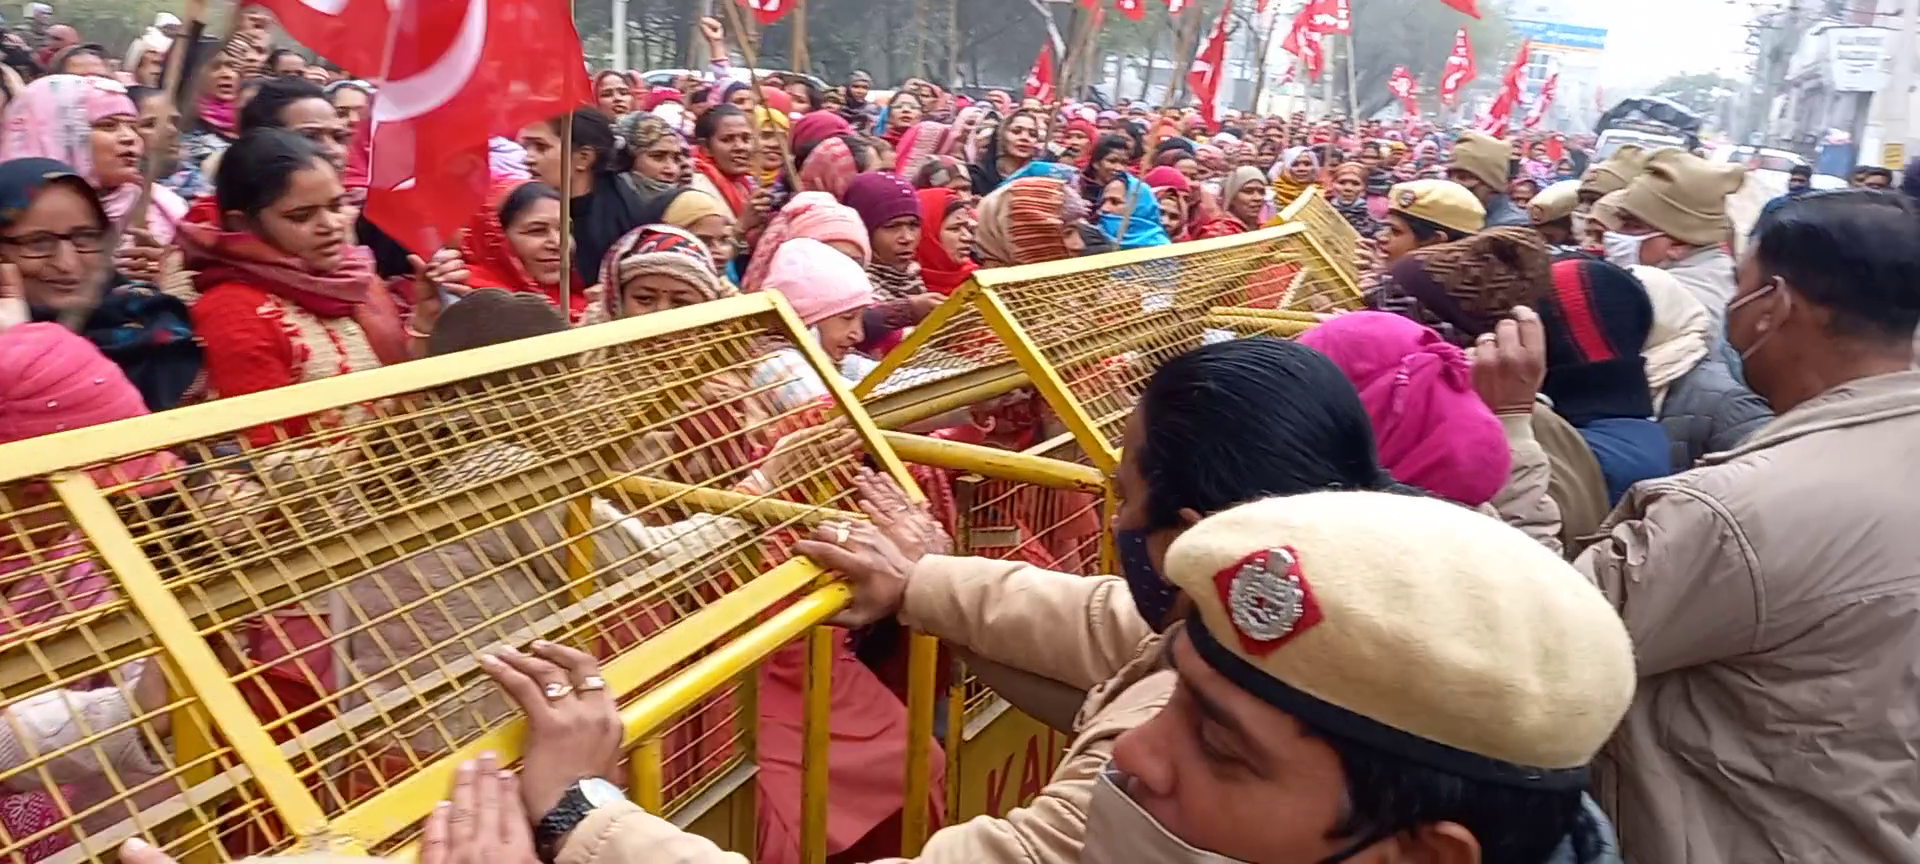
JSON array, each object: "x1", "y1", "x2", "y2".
[{"x1": 0, "y1": 156, "x2": 201, "y2": 411}]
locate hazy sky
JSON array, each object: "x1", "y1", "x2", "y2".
[{"x1": 1591, "y1": 0, "x2": 1755, "y2": 86}]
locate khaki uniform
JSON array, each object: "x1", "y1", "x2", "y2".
[{"x1": 1579, "y1": 371, "x2": 1920, "y2": 863}]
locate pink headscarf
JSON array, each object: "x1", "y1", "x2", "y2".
[
  {"x1": 0, "y1": 74, "x2": 186, "y2": 243},
  {"x1": 797, "y1": 136, "x2": 859, "y2": 199},
  {"x1": 739, "y1": 192, "x2": 870, "y2": 293},
  {"x1": 1297, "y1": 312, "x2": 1511, "y2": 507}
]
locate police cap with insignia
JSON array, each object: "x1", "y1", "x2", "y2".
[
  {"x1": 1387, "y1": 179, "x2": 1486, "y2": 237},
  {"x1": 1161, "y1": 491, "x2": 1635, "y2": 789}
]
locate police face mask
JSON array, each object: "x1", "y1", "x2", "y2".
[
  {"x1": 1081, "y1": 768, "x2": 1391, "y2": 864},
  {"x1": 1115, "y1": 528, "x2": 1180, "y2": 630},
  {"x1": 1601, "y1": 231, "x2": 1651, "y2": 269}
]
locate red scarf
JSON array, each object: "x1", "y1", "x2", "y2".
[
  {"x1": 460, "y1": 180, "x2": 588, "y2": 323},
  {"x1": 693, "y1": 147, "x2": 752, "y2": 217},
  {"x1": 176, "y1": 198, "x2": 409, "y2": 365},
  {"x1": 914, "y1": 188, "x2": 976, "y2": 295}
]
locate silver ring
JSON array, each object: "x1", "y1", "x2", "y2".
[
  {"x1": 578, "y1": 675, "x2": 607, "y2": 692},
  {"x1": 833, "y1": 525, "x2": 850, "y2": 544},
  {"x1": 542, "y1": 682, "x2": 575, "y2": 700}
]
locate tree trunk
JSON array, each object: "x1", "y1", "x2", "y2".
[
  {"x1": 1168, "y1": 6, "x2": 1201, "y2": 104},
  {"x1": 947, "y1": 0, "x2": 961, "y2": 84},
  {"x1": 911, "y1": 0, "x2": 926, "y2": 77},
  {"x1": 1138, "y1": 17, "x2": 1165, "y2": 101},
  {"x1": 792, "y1": 0, "x2": 809, "y2": 72}
]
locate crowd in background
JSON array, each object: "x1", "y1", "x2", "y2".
[{"x1": 1, "y1": 5, "x2": 1919, "y2": 864}]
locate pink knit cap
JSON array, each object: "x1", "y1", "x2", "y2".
[
  {"x1": 1298, "y1": 312, "x2": 1511, "y2": 507},
  {"x1": 763, "y1": 237, "x2": 874, "y2": 326},
  {"x1": 779, "y1": 192, "x2": 870, "y2": 263}
]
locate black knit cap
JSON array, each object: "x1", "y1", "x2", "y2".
[{"x1": 1536, "y1": 260, "x2": 1655, "y2": 426}]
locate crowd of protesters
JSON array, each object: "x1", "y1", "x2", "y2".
[{"x1": 0, "y1": 5, "x2": 1918, "y2": 864}]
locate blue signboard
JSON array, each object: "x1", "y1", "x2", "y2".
[{"x1": 1511, "y1": 19, "x2": 1608, "y2": 52}]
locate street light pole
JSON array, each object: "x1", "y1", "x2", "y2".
[
  {"x1": 611, "y1": 0, "x2": 627, "y2": 70},
  {"x1": 1886, "y1": 0, "x2": 1918, "y2": 168}
]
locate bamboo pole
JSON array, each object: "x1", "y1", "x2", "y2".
[
  {"x1": 912, "y1": 0, "x2": 927, "y2": 78},
  {"x1": 792, "y1": 0, "x2": 809, "y2": 71},
  {"x1": 720, "y1": 0, "x2": 798, "y2": 182},
  {"x1": 1248, "y1": 11, "x2": 1275, "y2": 113}
]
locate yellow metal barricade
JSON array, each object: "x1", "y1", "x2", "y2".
[
  {"x1": 1274, "y1": 186, "x2": 1368, "y2": 292},
  {"x1": 856, "y1": 224, "x2": 1357, "y2": 473},
  {"x1": 0, "y1": 293, "x2": 928, "y2": 863}
]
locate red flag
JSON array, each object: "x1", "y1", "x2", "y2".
[
  {"x1": 1304, "y1": 0, "x2": 1350, "y2": 34},
  {"x1": 1117, "y1": 0, "x2": 1146, "y2": 21},
  {"x1": 1388, "y1": 65, "x2": 1419, "y2": 113},
  {"x1": 1439, "y1": 0, "x2": 1479, "y2": 18},
  {"x1": 249, "y1": 0, "x2": 391, "y2": 78},
  {"x1": 1523, "y1": 70, "x2": 1557, "y2": 129},
  {"x1": 1438, "y1": 27, "x2": 1475, "y2": 105},
  {"x1": 1476, "y1": 39, "x2": 1530, "y2": 138},
  {"x1": 738, "y1": 0, "x2": 793, "y2": 27},
  {"x1": 1257, "y1": 0, "x2": 1274, "y2": 13},
  {"x1": 1167, "y1": 0, "x2": 1190, "y2": 13},
  {"x1": 1188, "y1": 0, "x2": 1231, "y2": 127},
  {"x1": 1025, "y1": 42, "x2": 1056, "y2": 101},
  {"x1": 362, "y1": 0, "x2": 590, "y2": 255},
  {"x1": 1282, "y1": 3, "x2": 1324, "y2": 79}
]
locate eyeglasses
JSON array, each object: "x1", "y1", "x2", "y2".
[{"x1": 0, "y1": 227, "x2": 107, "y2": 258}]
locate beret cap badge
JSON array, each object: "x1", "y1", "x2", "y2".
[{"x1": 1217, "y1": 546, "x2": 1322, "y2": 655}]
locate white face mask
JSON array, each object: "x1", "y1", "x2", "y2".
[
  {"x1": 1081, "y1": 769, "x2": 1249, "y2": 864},
  {"x1": 1601, "y1": 231, "x2": 1651, "y2": 269},
  {"x1": 1081, "y1": 768, "x2": 1382, "y2": 864}
]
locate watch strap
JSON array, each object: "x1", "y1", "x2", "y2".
[{"x1": 534, "y1": 783, "x2": 594, "y2": 864}]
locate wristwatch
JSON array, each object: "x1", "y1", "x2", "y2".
[{"x1": 534, "y1": 776, "x2": 625, "y2": 863}]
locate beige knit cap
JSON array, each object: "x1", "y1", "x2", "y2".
[
  {"x1": 1578, "y1": 144, "x2": 1649, "y2": 198},
  {"x1": 1164, "y1": 492, "x2": 1635, "y2": 783},
  {"x1": 1528, "y1": 179, "x2": 1581, "y2": 225},
  {"x1": 1448, "y1": 131, "x2": 1511, "y2": 190},
  {"x1": 1615, "y1": 148, "x2": 1746, "y2": 246}
]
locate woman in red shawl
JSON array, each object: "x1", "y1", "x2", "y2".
[
  {"x1": 1059, "y1": 117, "x2": 1099, "y2": 168},
  {"x1": 1143, "y1": 165, "x2": 1197, "y2": 242},
  {"x1": 914, "y1": 187, "x2": 976, "y2": 295},
  {"x1": 459, "y1": 179, "x2": 586, "y2": 323}
]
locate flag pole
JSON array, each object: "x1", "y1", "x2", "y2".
[
  {"x1": 1343, "y1": 31, "x2": 1356, "y2": 121},
  {"x1": 720, "y1": 0, "x2": 798, "y2": 183},
  {"x1": 557, "y1": 0, "x2": 576, "y2": 318}
]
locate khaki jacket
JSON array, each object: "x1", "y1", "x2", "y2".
[
  {"x1": 1578, "y1": 370, "x2": 1920, "y2": 863},
  {"x1": 556, "y1": 560, "x2": 1169, "y2": 864}
]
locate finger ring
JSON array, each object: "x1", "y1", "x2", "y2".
[
  {"x1": 543, "y1": 682, "x2": 575, "y2": 700},
  {"x1": 834, "y1": 525, "x2": 850, "y2": 544},
  {"x1": 578, "y1": 675, "x2": 607, "y2": 692}
]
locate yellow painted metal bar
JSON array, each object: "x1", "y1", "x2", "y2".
[
  {"x1": 166, "y1": 659, "x2": 218, "y2": 864},
  {"x1": 1297, "y1": 229, "x2": 1366, "y2": 305},
  {"x1": 50, "y1": 473, "x2": 341, "y2": 845},
  {"x1": 969, "y1": 223, "x2": 1307, "y2": 289},
  {"x1": 972, "y1": 288, "x2": 1119, "y2": 474},
  {"x1": 1273, "y1": 185, "x2": 1318, "y2": 224},
  {"x1": 1101, "y1": 480, "x2": 1121, "y2": 575},
  {"x1": 614, "y1": 476, "x2": 863, "y2": 528},
  {"x1": 900, "y1": 632, "x2": 938, "y2": 855},
  {"x1": 0, "y1": 293, "x2": 787, "y2": 485},
  {"x1": 861, "y1": 362, "x2": 1031, "y2": 432},
  {"x1": 1207, "y1": 306, "x2": 1326, "y2": 323},
  {"x1": 632, "y1": 737, "x2": 665, "y2": 813},
  {"x1": 735, "y1": 666, "x2": 760, "y2": 862},
  {"x1": 330, "y1": 557, "x2": 834, "y2": 847},
  {"x1": 880, "y1": 431, "x2": 1106, "y2": 492},
  {"x1": 762, "y1": 292, "x2": 925, "y2": 503},
  {"x1": 1208, "y1": 313, "x2": 1317, "y2": 339},
  {"x1": 800, "y1": 626, "x2": 834, "y2": 864},
  {"x1": 852, "y1": 281, "x2": 982, "y2": 399},
  {"x1": 943, "y1": 658, "x2": 965, "y2": 825},
  {"x1": 563, "y1": 496, "x2": 600, "y2": 653},
  {"x1": 388, "y1": 582, "x2": 852, "y2": 863}
]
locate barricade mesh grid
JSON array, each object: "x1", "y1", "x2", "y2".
[{"x1": 0, "y1": 303, "x2": 883, "y2": 859}]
